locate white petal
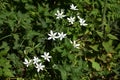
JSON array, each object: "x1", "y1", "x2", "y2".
[
  {"x1": 50, "y1": 30, "x2": 53, "y2": 35},
  {"x1": 25, "y1": 58, "x2": 28, "y2": 63},
  {"x1": 48, "y1": 33, "x2": 51, "y2": 36},
  {"x1": 76, "y1": 44, "x2": 80, "y2": 47},
  {"x1": 46, "y1": 52, "x2": 49, "y2": 56},
  {"x1": 48, "y1": 37, "x2": 52, "y2": 40}
]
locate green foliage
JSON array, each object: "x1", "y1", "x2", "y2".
[
  {"x1": 91, "y1": 60, "x2": 101, "y2": 71},
  {"x1": 0, "y1": 0, "x2": 120, "y2": 80},
  {"x1": 0, "y1": 42, "x2": 14, "y2": 78}
]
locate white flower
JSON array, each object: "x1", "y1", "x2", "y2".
[
  {"x1": 23, "y1": 58, "x2": 32, "y2": 67},
  {"x1": 79, "y1": 18, "x2": 88, "y2": 26},
  {"x1": 70, "y1": 40, "x2": 80, "y2": 49},
  {"x1": 70, "y1": 4, "x2": 78, "y2": 10},
  {"x1": 35, "y1": 63, "x2": 45, "y2": 72},
  {"x1": 77, "y1": 16, "x2": 88, "y2": 26},
  {"x1": 57, "y1": 32, "x2": 66, "y2": 40},
  {"x1": 67, "y1": 16, "x2": 75, "y2": 24},
  {"x1": 55, "y1": 9, "x2": 66, "y2": 19},
  {"x1": 33, "y1": 56, "x2": 41, "y2": 65},
  {"x1": 41, "y1": 52, "x2": 52, "y2": 62},
  {"x1": 48, "y1": 30, "x2": 58, "y2": 40}
]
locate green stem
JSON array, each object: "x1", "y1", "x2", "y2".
[
  {"x1": 103, "y1": 0, "x2": 107, "y2": 23},
  {"x1": 37, "y1": 72, "x2": 41, "y2": 80},
  {"x1": 0, "y1": 34, "x2": 12, "y2": 41},
  {"x1": 102, "y1": 0, "x2": 107, "y2": 34}
]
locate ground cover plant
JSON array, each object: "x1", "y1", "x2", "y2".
[{"x1": 0, "y1": 0, "x2": 120, "y2": 80}]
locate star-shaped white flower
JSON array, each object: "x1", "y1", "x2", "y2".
[
  {"x1": 79, "y1": 18, "x2": 88, "y2": 26},
  {"x1": 58, "y1": 32, "x2": 66, "y2": 40},
  {"x1": 23, "y1": 58, "x2": 32, "y2": 67},
  {"x1": 35, "y1": 63, "x2": 45, "y2": 72},
  {"x1": 77, "y1": 16, "x2": 88, "y2": 26},
  {"x1": 70, "y1": 4, "x2": 78, "y2": 10},
  {"x1": 70, "y1": 40, "x2": 80, "y2": 49},
  {"x1": 67, "y1": 16, "x2": 75, "y2": 24},
  {"x1": 55, "y1": 9, "x2": 66, "y2": 19},
  {"x1": 33, "y1": 56, "x2": 41, "y2": 65},
  {"x1": 48, "y1": 30, "x2": 58, "y2": 40},
  {"x1": 41, "y1": 52, "x2": 52, "y2": 62}
]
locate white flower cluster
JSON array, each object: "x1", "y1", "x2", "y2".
[
  {"x1": 23, "y1": 52, "x2": 51, "y2": 72},
  {"x1": 23, "y1": 3, "x2": 87, "y2": 74},
  {"x1": 48, "y1": 30, "x2": 66, "y2": 41},
  {"x1": 54, "y1": 4, "x2": 86, "y2": 49},
  {"x1": 55, "y1": 4, "x2": 88, "y2": 26}
]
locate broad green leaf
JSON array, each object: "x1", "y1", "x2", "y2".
[
  {"x1": 105, "y1": 25, "x2": 111, "y2": 33},
  {"x1": 89, "y1": 44, "x2": 99, "y2": 51},
  {"x1": 97, "y1": 18, "x2": 102, "y2": 21},
  {"x1": 96, "y1": 31, "x2": 103, "y2": 38},
  {"x1": 115, "y1": 43, "x2": 120, "y2": 50},
  {"x1": 91, "y1": 61, "x2": 101, "y2": 71},
  {"x1": 102, "y1": 40, "x2": 115, "y2": 53},
  {"x1": 107, "y1": 34, "x2": 118, "y2": 40},
  {"x1": 102, "y1": 41, "x2": 111, "y2": 53}
]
